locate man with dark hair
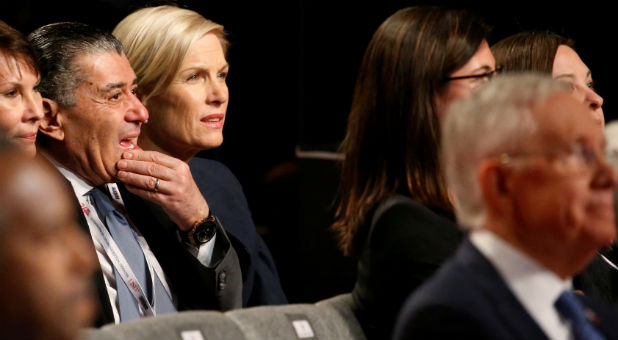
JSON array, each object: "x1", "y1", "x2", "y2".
[
  {"x1": 0, "y1": 141, "x2": 97, "y2": 340},
  {"x1": 394, "y1": 74, "x2": 618, "y2": 339},
  {"x1": 29, "y1": 22, "x2": 242, "y2": 326}
]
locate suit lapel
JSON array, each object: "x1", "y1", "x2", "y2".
[
  {"x1": 116, "y1": 184, "x2": 222, "y2": 310},
  {"x1": 458, "y1": 240, "x2": 549, "y2": 340}
]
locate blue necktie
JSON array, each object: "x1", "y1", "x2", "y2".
[
  {"x1": 554, "y1": 290, "x2": 606, "y2": 340},
  {"x1": 90, "y1": 188, "x2": 176, "y2": 321}
]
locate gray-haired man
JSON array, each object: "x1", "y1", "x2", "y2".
[{"x1": 394, "y1": 73, "x2": 618, "y2": 339}]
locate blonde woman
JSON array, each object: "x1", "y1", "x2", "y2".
[{"x1": 114, "y1": 5, "x2": 287, "y2": 306}]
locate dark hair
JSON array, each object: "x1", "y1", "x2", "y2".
[
  {"x1": 491, "y1": 31, "x2": 574, "y2": 73},
  {"x1": 28, "y1": 22, "x2": 124, "y2": 107},
  {"x1": 0, "y1": 20, "x2": 38, "y2": 74},
  {"x1": 332, "y1": 6, "x2": 491, "y2": 256}
]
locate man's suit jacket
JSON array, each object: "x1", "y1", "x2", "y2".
[
  {"x1": 189, "y1": 157, "x2": 287, "y2": 306},
  {"x1": 68, "y1": 179, "x2": 242, "y2": 326},
  {"x1": 393, "y1": 239, "x2": 618, "y2": 340}
]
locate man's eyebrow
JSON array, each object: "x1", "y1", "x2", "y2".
[
  {"x1": 99, "y1": 78, "x2": 138, "y2": 93},
  {"x1": 100, "y1": 82, "x2": 126, "y2": 93}
]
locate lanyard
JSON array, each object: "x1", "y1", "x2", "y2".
[
  {"x1": 599, "y1": 252, "x2": 618, "y2": 271},
  {"x1": 82, "y1": 183, "x2": 172, "y2": 317},
  {"x1": 105, "y1": 184, "x2": 172, "y2": 298}
]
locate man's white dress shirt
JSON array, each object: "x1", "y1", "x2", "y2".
[{"x1": 470, "y1": 230, "x2": 573, "y2": 340}]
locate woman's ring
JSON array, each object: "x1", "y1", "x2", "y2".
[{"x1": 154, "y1": 178, "x2": 160, "y2": 193}]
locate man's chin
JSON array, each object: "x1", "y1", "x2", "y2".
[
  {"x1": 584, "y1": 221, "x2": 617, "y2": 249},
  {"x1": 97, "y1": 169, "x2": 118, "y2": 186}
]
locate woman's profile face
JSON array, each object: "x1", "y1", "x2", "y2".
[
  {"x1": 143, "y1": 32, "x2": 229, "y2": 160},
  {"x1": 0, "y1": 53, "x2": 43, "y2": 157},
  {"x1": 552, "y1": 44, "x2": 604, "y2": 126},
  {"x1": 435, "y1": 40, "x2": 496, "y2": 120}
]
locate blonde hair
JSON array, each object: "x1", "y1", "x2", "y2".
[{"x1": 113, "y1": 5, "x2": 227, "y2": 104}]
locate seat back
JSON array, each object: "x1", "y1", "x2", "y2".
[
  {"x1": 80, "y1": 311, "x2": 245, "y2": 340},
  {"x1": 315, "y1": 293, "x2": 365, "y2": 339},
  {"x1": 225, "y1": 293, "x2": 365, "y2": 340},
  {"x1": 81, "y1": 294, "x2": 365, "y2": 340}
]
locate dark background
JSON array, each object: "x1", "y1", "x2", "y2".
[{"x1": 2, "y1": 0, "x2": 616, "y2": 303}]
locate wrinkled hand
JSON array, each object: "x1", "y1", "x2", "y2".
[{"x1": 116, "y1": 150, "x2": 208, "y2": 231}]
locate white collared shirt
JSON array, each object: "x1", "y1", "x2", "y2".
[
  {"x1": 470, "y1": 230, "x2": 573, "y2": 340},
  {"x1": 48, "y1": 156, "x2": 216, "y2": 323}
]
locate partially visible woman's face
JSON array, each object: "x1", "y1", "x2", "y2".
[
  {"x1": 0, "y1": 53, "x2": 43, "y2": 157},
  {"x1": 552, "y1": 45, "x2": 604, "y2": 126},
  {"x1": 143, "y1": 32, "x2": 229, "y2": 161},
  {"x1": 436, "y1": 40, "x2": 496, "y2": 120}
]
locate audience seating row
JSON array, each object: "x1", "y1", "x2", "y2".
[{"x1": 81, "y1": 293, "x2": 365, "y2": 340}]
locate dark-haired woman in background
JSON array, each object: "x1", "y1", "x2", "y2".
[
  {"x1": 492, "y1": 31, "x2": 617, "y2": 312},
  {"x1": 331, "y1": 6, "x2": 496, "y2": 339},
  {"x1": 0, "y1": 20, "x2": 43, "y2": 157},
  {"x1": 492, "y1": 32, "x2": 604, "y2": 125}
]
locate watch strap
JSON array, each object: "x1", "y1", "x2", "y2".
[{"x1": 182, "y1": 214, "x2": 217, "y2": 246}]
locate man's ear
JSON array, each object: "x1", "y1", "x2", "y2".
[
  {"x1": 478, "y1": 159, "x2": 512, "y2": 215},
  {"x1": 39, "y1": 98, "x2": 64, "y2": 141}
]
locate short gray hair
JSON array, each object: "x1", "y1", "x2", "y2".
[
  {"x1": 28, "y1": 22, "x2": 124, "y2": 107},
  {"x1": 442, "y1": 73, "x2": 569, "y2": 230}
]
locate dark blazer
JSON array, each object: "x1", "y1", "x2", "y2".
[
  {"x1": 189, "y1": 157, "x2": 287, "y2": 306},
  {"x1": 352, "y1": 195, "x2": 462, "y2": 340},
  {"x1": 574, "y1": 247, "x2": 618, "y2": 313},
  {"x1": 574, "y1": 190, "x2": 618, "y2": 312},
  {"x1": 68, "y1": 178, "x2": 242, "y2": 326},
  {"x1": 393, "y1": 239, "x2": 618, "y2": 340}
]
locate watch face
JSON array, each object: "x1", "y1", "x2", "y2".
[{"x1": 195, "y1": 221, "x2": 216, "y2": 243}]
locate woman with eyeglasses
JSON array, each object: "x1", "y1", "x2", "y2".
[
  {"x1": 492, "y1": 32, "x2": 604, "y2": 125},
  {"x1": 492, "y1": 32, "x2": 616, "y2": 312},
  {"x1": 331, "y1": 6, "x2": 495, "y2": 340}
]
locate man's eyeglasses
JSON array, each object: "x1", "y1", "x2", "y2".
[{"x1": 498, "y1": 141, "x2": 613, "y2": 174}]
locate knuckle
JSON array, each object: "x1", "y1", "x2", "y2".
[
  {"x1": 147, "y1": 177, "x2": 157, "y2": 188},
  {"x1": 150, "y1": 152, "x2": 160, "y2": 162},
  {"x1": 147, "y1": 163, "x2": 157, "y2": 176}
]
